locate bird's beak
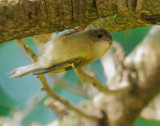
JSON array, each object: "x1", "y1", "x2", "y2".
[{"x1": 101, "y1": 40, "x2": 112, "y2": 45}]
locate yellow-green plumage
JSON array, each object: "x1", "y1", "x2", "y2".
[{"x1": 10, "y1": 27, "x2": 112, "y2": 78}]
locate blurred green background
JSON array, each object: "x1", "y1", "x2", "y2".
[{"x1": 1, "y1": 26, "x2": 159, "y2": 126}]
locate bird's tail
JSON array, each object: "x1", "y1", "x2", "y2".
[{"x1": 9, "y1": 63, "x2": 40, "y2": 78}]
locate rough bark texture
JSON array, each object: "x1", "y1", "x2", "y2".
[
  {"x1": 49, "y1": 26, "x2": 160, "y2": 126},
  {"x1": 1, "y1": 0, "x2": 160, "y2": 43}
]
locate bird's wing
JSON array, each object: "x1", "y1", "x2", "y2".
[{"x1": 32, "y1": 57, "x2": 90, "y2": 75}]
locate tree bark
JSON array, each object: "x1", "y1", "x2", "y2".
[{"x1": 1, "y1": 0, "x2": 160, "y2": 43}]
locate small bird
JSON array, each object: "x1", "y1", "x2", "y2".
[{"x1": 10, "y1": 27, "x2": 112, "y2": 78}]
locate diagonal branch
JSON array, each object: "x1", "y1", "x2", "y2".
[
  {"x1": 38, "y1": 74, "x2": 101, "y2": 120},
  {"x1": 76, "y1": 67, "x2": 131, "y2": 94},
  {"x1": 16, "y1": 39, "x2": 101, "y2": 120}
]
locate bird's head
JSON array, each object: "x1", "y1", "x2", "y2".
[
  {"x1": 87, "y1": 27, "x2": 112, "y2": 44},
  {"x1": 85, "y1": 27, "x2": 112, "y2": 56}
]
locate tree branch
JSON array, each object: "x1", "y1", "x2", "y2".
[
  {"x1": 1, "y1": 0, "x2": 160, "y2": 43},
  {"x1": 16, "y1": 39, "x2": 101, "y2": 121},
  {"x1": 38, "y1": 74, "x2": 101, "y2": 120},
  {"x1": 76, "y1": 67, "x2": 131, "y2": 94}
]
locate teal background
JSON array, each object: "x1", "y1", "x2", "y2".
[{"x1": 1, "y1": 26, "x2": 158, "y2": 126}]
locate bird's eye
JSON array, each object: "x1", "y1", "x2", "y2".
[{"x1": 97, "y1": 34, "x2": 103, "y2": 39}]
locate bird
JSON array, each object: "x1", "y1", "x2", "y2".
[{"x1": 10, "y1": 27, "x2": 112, "y2": 78}]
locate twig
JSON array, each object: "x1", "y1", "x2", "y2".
[
  {"x1": 16, "y1": 39, "x2": 38, "y2": 62},
  {"x1": 37, "y1": 74, "x2": 100, "y2": 120},
  {"x1": 76, "y1": 67, "x2": 131, "y2": 94},
  {"x1": 16, "y1": 39, "x2": 100, "y2": 120}
]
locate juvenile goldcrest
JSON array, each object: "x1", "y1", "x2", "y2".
[{"x1": 10, "y1": 27, "x2": 112, "y2": 78}]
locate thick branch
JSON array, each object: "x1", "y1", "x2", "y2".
[{"x1": 1, "y1": 0, "x2": 160, "y2": 43}]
